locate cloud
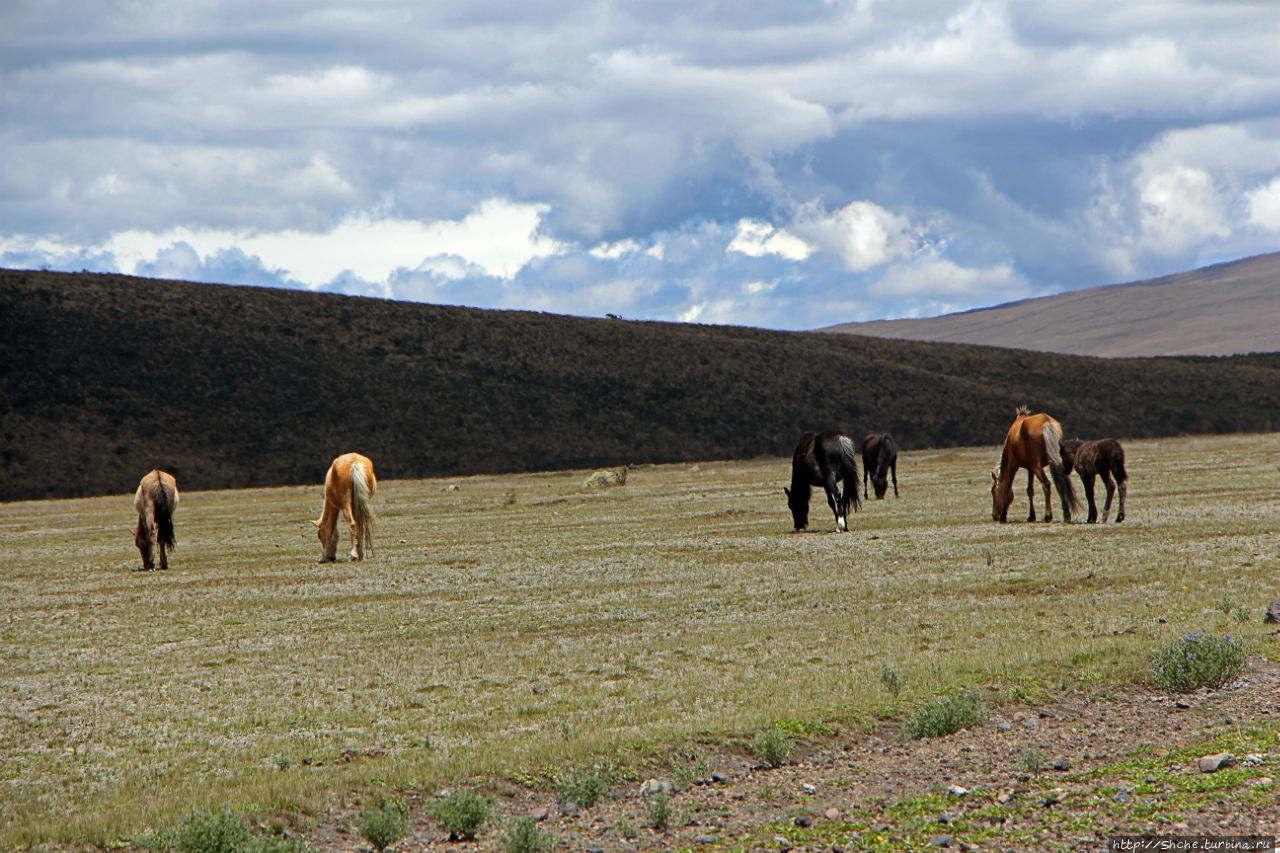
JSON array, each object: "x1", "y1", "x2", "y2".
[
  {"x1": 790, "y1": 201, "x2": 920, "y2": 272},
  {"x1": 2, "y1": 1, "x2": 1279, "y2": 330}
]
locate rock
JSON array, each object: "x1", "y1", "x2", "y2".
[
  {"x1": 929, "y1": 834, "x2": 953, "y2": 847},
  {"x1": 529, "y1": 806, "x2": 549, "y2": 821},
  {"x1": 639, "y1": 778, "x2": 674, "y2": 796},
  {"x1": 558, "y1": 801, "x2": 579, "y2": 817},
  {"x1": 823, "y1": 807, "x2": 841, "y2": 820},
  {"x1": 442, "y1": 484, "x2": 461, "y2": 492},
  {"x1": 1112, "y1": 791, "x2": 1130, "y2": 803},
  {"x1": 1265, "y1": 597, "x2": 1280, "y2": 623},
  {"x1": 1242, "y1": 753, "x2": 1263, "y2": 767},
  {"x1": 946, "y1": 785, "x2": 968, "y2": 797},
  {"x1": 1196, "y1": 753, "x2": 1235, "y2": 773},
  {"x1": 710, "y1": 772, "x2": 729, "y2": 784},
  {"x1": 794, "y1": 815, "x2": 812, "y2": 828},
  {"x1": 582, "y1": 467, "x2": 628, "y2": 489},
  {"x1": 772, "y1": 836, "x2": 792, "y2": 851},
  {"x1": 995, "y1": 719, "x2": 1013, "y2": 732},
  {"x1": 1052, "y1": 759, "x2": 1071, "y2": 771},
  {"x1": 693, "y1": 836, "x2": 717, "y2": 845},
  {"x1": 801, "y1": 782, "x2": 817, "y2": 795}
]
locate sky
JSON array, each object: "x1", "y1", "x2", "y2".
[{"x1": 2, "y1": 1, "x2": 1279, "y2": 330}]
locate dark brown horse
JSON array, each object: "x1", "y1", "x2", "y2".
[
  {"x1": 786, "y1": 430, "x2": 861, "y2": 532},
  {"x1": 861, "y1": 433, "x2": 899, "y2": 499},
  {"x1": 991, "y1": 406, "x2": 1079, "y2": 523},
  {"x1": 1060, "y1": 438, "x2": 1127, "y2": 523},
  {"x1": 133, "y1": 469, "x2": 178, "y2": 570}
]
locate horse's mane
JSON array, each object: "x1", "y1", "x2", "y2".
[{"x1": 1015, "y1": 404, "x2": 1030, "y2": 416}]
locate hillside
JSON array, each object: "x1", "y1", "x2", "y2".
[
  {"x1": 2, "y1": 268, "x2": 1279, "y2": 501},
  {"x1": 820, "y1": 252, "x2": 1280, "y2": 357}
]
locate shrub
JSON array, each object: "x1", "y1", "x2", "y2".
[
  {"x1": 555, "y1": 764, "x2": 610, "y2": 808},
  {"x1": 246, "y1": 835, "x2": 314, "y2": 853},
  {"x1": 751, "y1": 727, "x2": 793, "y2": 767},
  {"x1": 357, "y1": 796, "x2": 410, "y2": 852},
  {"x1": 1151, "y1": 631, "x2": 1248, "y2": 693},
  {"x1": 175, "y1": 808, "x2": 250, "y2": 853},
  {"x1": 645, "y1": 790, "x2": 672, "y2": 831},
  {"x1": 904, "y1": 692, "x2": 984, "y2": 740},
  {"x1": 879, "y1": 665, "x2": 906, "y2": 701},
  {"x1": 429, "y1": 788, "x2": 491, "y2": 841},
  {"x1": 501, "y1": 817, "x2": 554, "y2": 853}
]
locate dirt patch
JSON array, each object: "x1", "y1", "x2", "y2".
[{"x1": 304, "y1": 662, "x2": 1280, "y2": 852}]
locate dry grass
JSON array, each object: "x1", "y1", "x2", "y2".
[{"x1": 1, "y1": 434, "x2": 1278, "y2": 846}]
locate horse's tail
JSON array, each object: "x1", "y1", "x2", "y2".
[
  {"x1": 350, "y1": 461, "x2": 377, "y2": 555},
  {"x1": 151, "y1": 474, "x2": 177, "y2": 552},
  {"x1": 1042, "y1": 422, "x2": 1081, "y2": 517},
  {"x1": 838, "y1": 434, "x2": 861, "y2": 512},
  {"x1": 1112, "y1": 443, "x2": 1129, "y2": 484}
]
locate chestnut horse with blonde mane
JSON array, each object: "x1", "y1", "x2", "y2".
[
  {"x1": 313, "y1": 452, "x2": 377, "y2": 562},
  {"x1": 991, "y1": 407, "x2": 1080, "y2": 523},
  {"x1": 134, "y1": 469, "x2": 178, "y2": 570}
]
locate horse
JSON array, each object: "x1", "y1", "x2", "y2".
[
  {"x1": 861, "y1": 433, "x2": 900, "y2": 499},
  {"x1": 990, "y1": 406, "x2": 1080, "y2": 523},
  {"x1": 313, "y1": 452, "x2": 377, "y2": 562},
  {"x1": 133, "y1": 470, "x2": 178, "y2": 570},
  {"x1": 785, "y1": 430, "x2": 861, "y2": 532},
  {"x1": 1060, "y1": 438, "x2": 1127, "y2": 523}
]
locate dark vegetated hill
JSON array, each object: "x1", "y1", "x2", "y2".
[{"x1": 2, "y1": 268, "x2": 1278, "y2": 501}]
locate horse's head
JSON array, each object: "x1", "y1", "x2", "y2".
[
  {"x1": 990, "y1": 469, "x2": 1012, "y2": 522},
  {"x1": 870, "y1": 472, "x2": 889, "y2": 500},
  {"x1": 1059, "y1": 440, "x2": 1079, "y2": 474},
  {"x1": 783, "y1": 486, "x2": 809, "y2": 531}
]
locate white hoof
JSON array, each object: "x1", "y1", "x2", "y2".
[{"x1": 837, "y1": 516, "x2": 847, "y2": 532}]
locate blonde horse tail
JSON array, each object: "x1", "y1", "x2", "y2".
[
  {"x1": 1042, "y1": 421, "x2": 1081, "y2": 517},
  {"x1": 838, "y1": 434, "x2": 861, "y2": 512},
  {"x1": 351, "y1": 461, "x2": 377, "y2": 556}
]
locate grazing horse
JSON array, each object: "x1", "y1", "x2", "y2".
[
  {"x1": 785, "y1": 430, "x2": 861, "y2": 532},
  {"x1": 133, "y1": 470, "x2": 178, "y2": 570},
  {"x1": 990, "y1": 407, "x2": 1080, "y2": 523},
  {"x1": 1060, "y1": 438, "x2": 1128, "y2": 523},
  {"x1": 861, "y1": 433, "x2": 900, "y2": 499},
  {"x1": 313, "y1": 452, "x2": 377, "y2": 562}
]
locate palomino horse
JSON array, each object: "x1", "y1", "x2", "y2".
[
  {"x1": 786, "y1": 430, "x2": 861, "y2": 532},
  {"x1": 313, "y1": 452, "x2": 377, "y2": 562},
  {"x1": 1060, "y1": 438, "x2": 1128, "y2": 523},
  {"x1": 134, "y1": 469, "x2": 178, "y2": 570},
  {"x1": 861, "y1": 433, "x2": 900, "y2": 499},
  {"x1": 991, "y1": 407, "x2": 1080, "y2": 523}
]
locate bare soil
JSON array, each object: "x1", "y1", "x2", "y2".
[{"x1": 304, "y1": 661, "x2": 1280, "y2": 853}]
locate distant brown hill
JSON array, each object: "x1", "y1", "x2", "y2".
[
  {"x1": 3, "y1": 268, "x2": 1279, "y2": 501},
  {"x1": 821, "y1": 253, "x2": 1280, "y2": 357}
]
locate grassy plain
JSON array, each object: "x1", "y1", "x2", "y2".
[{"x1": 1, "y1": 433, "x2": 1277, "y2": 847}]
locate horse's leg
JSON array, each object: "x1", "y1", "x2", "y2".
[
  {"x1": 1025, "y1": 470, "x2": 1037, "y2": 522},
  {"x1": 136, "y1": 516, "x2": 154, "y2": 571},
  {"x1": 891, "y1": 461, "x2": 899, "y2": 497},
  {"x1": 825, "y1": 473, "x2": 846, "y2": 532},
  {"x1": 1098, "y1": 471, "x2": 1114, "y2": 522},
  {"x1": 344, "y1": 502, "x2": 361, "y2": 560},
  {"x1": 1114, "y1": 475, "x2": 1126, "y2": 523},
  {"x1": 1082, "y1": 472, "x2": 1099, "y2": 523},
  {"x1": 1035, "y1": 468, "x2": 1054, "y2": 522}
]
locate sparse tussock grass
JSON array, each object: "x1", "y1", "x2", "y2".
[
  {"x1": 2, "y1": 434, "x2": 1278, "y2": 847},
  {"x1": 752, "y1": 728, "x2": 793, "y2": 767},
  {"x1": 501, "y1": 817, "x2": 554, "y2": 853},
  {"x1": 903, "y1": 692, "x2": 984, "y2": 740}
]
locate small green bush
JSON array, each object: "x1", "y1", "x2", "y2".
[
  {"x1": 1151, "y1": 631, "x2": 1247, "y2": 693},
  {"x1": 751, "y1": 727, "x2": 793, "y2": 767},
  {"x1": 879, "y1": 665, "x2": 906, "y2": 700},
  {"x1": 357, "y1": 796, "x2": 410, "y2": 852},
  {"x1": 555, "y1": 764, "x2": 610, "y2": 808},
  {"x1": 645, "y1": 790, "x2": 672, "y2": 831},
  {"x1": 175, "y1": 808, "x2": 250, "y2": 853},
  {"x1": 501, "y1": 817, "x2": 554, "y2": 853},
  {"x1": 904, "y1": 691, "x2": 984, "y2": 740},
  {"x1": 429, "y1": 788, "x2": 491, "y2": 841}
]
